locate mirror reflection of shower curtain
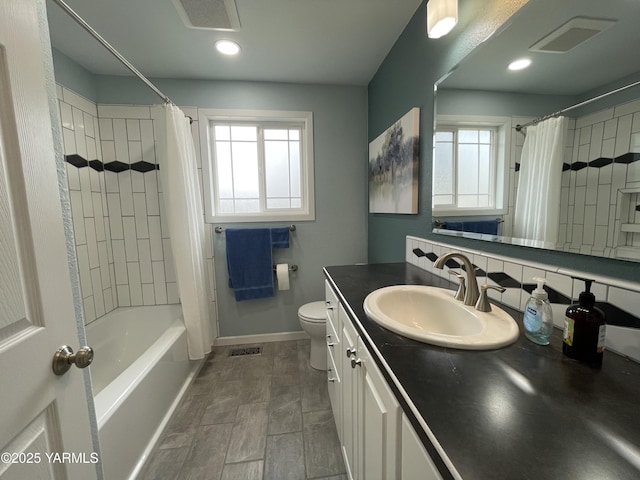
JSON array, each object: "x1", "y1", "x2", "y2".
[
  {"x1": 155, "y1": 104, "x2": 212, "y2": 360},
  {"x1": 513, "y1": 116, "x2": 567, "y2": 244}
]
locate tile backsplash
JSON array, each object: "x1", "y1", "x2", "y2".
[{"x1": 407, "y1": 235, "x2": 640, "y2": 363}]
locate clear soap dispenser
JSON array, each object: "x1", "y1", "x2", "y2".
[{"x1": 523, "y1": 277, "x2": 554, "y2": 345}]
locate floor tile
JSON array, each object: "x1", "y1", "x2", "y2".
[
  {"x1": 201, "y1": 380, "x2": 243, "y2": 425},
  {"x1": 303, "y1": 410, "x2": 346, "y2": 479},
  {"x1": 184, "y1": 423, "x2": 233, "y2": 469},
  {"x1": 141, "y1": 447, "x2": 189, "y2": 480},
  {"x1": 225, "y1": 402, "x2": 269, "y2": 463},
  {"x1": 268, "y1": 384, "x2": 302, "y2": 435},
  {"x1": 221, "y1": 460, "x2": 264, "y2": 480},
  {"x1": 264, "y1": 432, "x2": 306, "y2": 480}
]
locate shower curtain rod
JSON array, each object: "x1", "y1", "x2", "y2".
[
  {"x1": 51, "y1": 0, "x2": 174, "y2": 106},
  {"x1": 515, "y1": 78, "x2": 640, "y2": 132}
]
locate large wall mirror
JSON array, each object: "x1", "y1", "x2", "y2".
[{"x1": 433, "y1": 0, "x2": 640, "y2": 262}]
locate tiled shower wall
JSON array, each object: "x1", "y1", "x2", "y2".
[
  {"x1": 407, "y1": 235, "x2": 640, "y2": 363},
  {"x1": 57, "y1": 86, "x2": 217, "y2": 326}
]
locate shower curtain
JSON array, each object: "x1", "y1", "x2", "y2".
[
  {"x1": 156, "y1": 104, "x2": 212, "y2": 360},
  {"x1": 513, "y1": 116, "x2": 567, "y2": 244}
]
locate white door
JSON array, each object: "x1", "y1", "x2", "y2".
[{"x1": 0, "y1": 0, "x2": 97, "y2": 479}]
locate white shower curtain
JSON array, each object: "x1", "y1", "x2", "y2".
[
  {"x1": 156, "y1": 104, "x2": 212, "y2": 360},
  {"x1": 513, "y1": 116, "x2": 567, "y2": 244}
]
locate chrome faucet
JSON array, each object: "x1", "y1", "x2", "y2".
[{"x1": 434, "y1": 252, "x2": 480, "y2": 306}]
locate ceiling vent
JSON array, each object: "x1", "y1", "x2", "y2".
[
  {"x1": 529, "y1": 17, "x2": 615, "y2": 53},
  {"x1": 172, "y1": 0, "x2": 241, "y2": 31}
]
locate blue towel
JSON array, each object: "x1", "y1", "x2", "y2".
[
  {"x1": 270, "y1": 227, "x2": 290, "y2": 248},
  {"x1": 226, "y1": 228, "x2": 274, "y2": 301},
  {"x1": 463, "y1": 220, "x2": 499, "y2": 235}
]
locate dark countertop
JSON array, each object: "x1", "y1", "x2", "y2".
[{"x1": 324, "y1": 263, "x2": 640, "y2": 480}]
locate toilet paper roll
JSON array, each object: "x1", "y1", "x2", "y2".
[{"x1": 276, "y1": 263, "x2": 290, "y2": 291}]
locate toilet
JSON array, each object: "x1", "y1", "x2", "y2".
[{"x1": 298, "y1": 301, "x2": 328, "y2": 370}]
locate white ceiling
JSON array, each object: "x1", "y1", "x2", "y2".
[
  {"x1": 440, "y1": 0, "x2": 640, "y2": 96},
  {"x1": 46, "y1": 0, "x2": 423, "y2": 86}
]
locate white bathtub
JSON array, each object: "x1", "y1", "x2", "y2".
[{"x1": 87, "y1": 305, "x2": 201, "y2": 480}]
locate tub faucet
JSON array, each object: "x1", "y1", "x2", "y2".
[{"x1": 434, "y1": 252, "x2": 479, "y2": 307}]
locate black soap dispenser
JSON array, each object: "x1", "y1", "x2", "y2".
[{"x1": 562, "y1": 278, "x2": 606, "y2": 367}]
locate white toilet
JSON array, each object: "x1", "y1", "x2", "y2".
[{"x1": 298, "y1": 301, "x2": 328, "y2": 370}]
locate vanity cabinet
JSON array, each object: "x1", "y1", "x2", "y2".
[{"x1": 326, "y1": 281, "x2": 443, "y2": 480}]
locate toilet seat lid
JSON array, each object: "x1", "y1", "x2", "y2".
[{"x1": 298, "y1": 301, "x2": 326, "y2": 323}]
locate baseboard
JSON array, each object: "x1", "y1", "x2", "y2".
[{"x1": 213, "y1": 330, "x2": 310, "y2": 346}]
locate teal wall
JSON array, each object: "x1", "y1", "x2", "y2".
[
  {"x1": 367, "y1": 0, "x2": 640, "y2": 282},
  {"x1": 53, "y1": 62, "x2": 368, "y2": 337},
  {"x1": 51, "y1": 48, "x2": 97, "y2": 102}
]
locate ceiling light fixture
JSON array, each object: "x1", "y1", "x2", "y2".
[
  {"x1": 214, "y1": 39, "x2": 241, "y2": 56},
  {"x1": 508, "y1": 58, "x2": 532, "y2": 71},
  {"x1": 427, "y1": 0, "x2": 458, "y2": 39}
]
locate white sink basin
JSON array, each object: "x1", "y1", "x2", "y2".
[{"x1": 363, "y1": 285, "x2": 519, "y2": 350}]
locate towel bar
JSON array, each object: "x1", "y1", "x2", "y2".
[
  {"x1": 215, "y1": 224, "x2": 296, "y2": 234},
  {"x1": 273, "y1": 264, "x2": 298, "y2": 272}
]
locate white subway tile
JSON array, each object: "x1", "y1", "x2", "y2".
[
  {"x1": 69, "y1": 190, "x2": 86, "y2": 245},
  {"x1": 131, "y1": 170, "x2": 145, "y2": 193},
  {"x1": 152, "y1": 261, "x2": 168, "y2": 304},
  {"x1": 127, "y1": 263, "x2": 143, "y2": 306},
  {"x1": 113, "y1": 119, "x2": 129, "y2": 162},
  {"x1": 66, "y1": 163, "x2": 81, "y2": 191},
  {"x1": 145, "y1": 173, "x2": 160, "y2": 215},
  {"x1": 91, "y1": 268, "x2": 105, "y2": 318},
  {"x1": 159, "y1": 193, "x2": 170, "y2": 238},
  {"x1": 142, "y1": 284, "x2": 155, "y2": 306},
  {"x1": 133, "y1": 193, "x2": 149, "y2": 238},
  {"x1": 118, "y1": 171, "x2": 134, "y2": 216},
  {"x1": 84, "y1": 112, "x2": 96, "y2": 138},
  {"x1": 614, "y1": 114, "x2": 632, "y2": 158},
  {"x1": 92, "y1": 192, "x2": 106, "y2": 241},
  {"x1": 582, "y1": 206, "x2": 596, "y2": 245},
  {"x1": 128, "y1": 141, "x2": 143, "y2": 165},
  {"x1": 98, "y1": 105, "x2": 151, "y2": 119},
  {"x1": 107, "y1": 193, "x2": 123, "y2": 240},
  {"x1": 99, "y1": 118, "x2": 114, "y2": 141},
  {"x1": 138, "y1": 239, "x2": 153, "y2": 283},
  {"x1": 63, "y1": 127, "x2": 76, "y2": 155},
  {"x1": 140, "y1": 120, "x2": 156, "y2": 164},
  {"x1": 614, "y1": 98, "x2": 640, "y2": 119},
  {"x1": 117, "y1": 285, "x2": 131, "y2": 307},
  {"x1": 105, "y1": 171, "x2": 119, "y2": 194},
  {"x1": 148, "y1": 216, "x2": 163, "y2": 261},
  {"x1": 112, "y1": 239, "x2": 128, "y2": 285},
  {"x1": 72, "y1": 107, "x2": 87, "y2": 159},
  {"x1": 122, "y1": 217, "x2": 139, "y2": 262},
  {"x1": 60, "y1": 102, "x2": 73, "y2": 130},
  {"x1": 595, "y1": 184, "x2": 611, "y2": 226},
  {"x1": 83, "y1": 296, "x2": 96, "y2": 324},
  {"x1": 126, "y1": 119, "x2": 141, "y2": 141},
  {"x1": 85, "y1": 218, "x2": 99, "y2": 269},
  {"x1": 104, "y1": 288, "x2": 114, "y2": 313},
  {"x1": 76, "y1": 245, "x2": 92, "y2": 299},
  {"x1": 98, "y1": 241, "x2": 110, "y2": 286},
  {"x1": 166, "y1": 282, "x2": 179, "y2": 304},
  {"x1": 63, "y1": 88, "x2": 97, "y2": 116},
  {"x1": 163, "y1": 239, "x2": 176, "y2": 282},
  {"x1": 56, "y1": 84, "x2": 63, "y2": 99}
]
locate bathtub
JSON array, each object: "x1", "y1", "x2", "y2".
[{"x1": 87, "y1": 305, "x2": 201, "y2": 480}]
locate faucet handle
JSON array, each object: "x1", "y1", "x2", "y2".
[
  {"x1": 448, "y1": 271, "x2": 466, "y2": 301},
  {"x1": 475, "y1": 284, "x2": 506, "y2": 312}
]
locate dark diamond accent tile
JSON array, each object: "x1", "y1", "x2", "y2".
[
  {"x1": 562, "y1": 162, "x2": 571, "y2": 172},
  {"x1": 515, "y1": 162, "x2": 520, "y2": 173},
  {"x1": 522, "y1": 284, "x2": 572, "y2": 305},
  {"x1": 595, "y1": 302, "x2": 640, "y2": 329},
  {"x1": 444, "y1": 258, "x2": 461, "y2": 269},
  {"x1": 570, "y1": 162, "x2": 587, "y2": 171},
  {"x1": 65, "y1": 154, "x2": 88, "y2": 168},
  {"x1": 88, "y1": 159, "x2": 104, "y2": 172},
  {"x1": 636, "y1": 205, "x2": 640, "y2": 212},
  {"x1": 412, "y1": 248, "x2": 426, "y2": 258},
  {"x1": 130, "y1": 161, "x2": 158, "y2": 173},
  {"x1": 103, "y1": 160, "x2": 130, "y2": 173},
  {"x1": 487, "y1": 272, "x2": 521, "y2": 288},
  {"x1": 426, "y1": 252, "x2": 438, "y2": 262},
  {"x1": 614, "y1": 152, "x2": 640, "y2": 164},
  {"x1": 589, "y1": 157, "x2": 613, "y2": 168}
]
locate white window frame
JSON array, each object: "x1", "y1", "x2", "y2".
[
  {"x1": 199, "y1": 108, "x2": 315, "y2": 223},
  {"x1": 433, "y1": 114, "x2": 511, "y2": 216}
]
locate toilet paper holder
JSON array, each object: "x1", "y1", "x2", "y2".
[{"x1": 273, "y1": 264, "x2": 298, "y2": 272}]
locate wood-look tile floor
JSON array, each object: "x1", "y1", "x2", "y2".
[{"x1": 140, "y1": 340, "x2": 347, "y2": 480}]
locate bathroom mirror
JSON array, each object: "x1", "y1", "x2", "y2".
[{"x1": 432, "y1": 0, "x2": 640, "y2": 262}]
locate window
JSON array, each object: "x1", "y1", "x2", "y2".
[
  {"x1": 433, "y1": 115, "x2": 510, "y2": 216},
  {"x1": 200, "y1": 109, "x2": 314, "y2": 223}
]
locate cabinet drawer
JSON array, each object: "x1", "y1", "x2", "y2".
[{"x1": 325, "y1": 280, "x2": 340, "y2": 333}]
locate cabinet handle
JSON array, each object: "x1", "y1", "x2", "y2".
[
  {"x1": 327, "y1": 342, "x2": 336, "y2": 347},
  {"x1": 346, "y1": 347, "x2": 356, "y2": 358},
  {"x1": 351, "y1": 357, "x2": 362, "y2": 369},
  {"x1": 325, "y1": 301, "x2": 335, "y2": 310},
  {"x1": 328, "y1": 378, "x2": 336, "y2": 382}
]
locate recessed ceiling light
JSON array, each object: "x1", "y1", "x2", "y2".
[
  {"x1": 215, "y1": 40, "x2": 241, "y2": 56},
  {"x1": 508, "y1": 58, "x2": 532, "y2": 71}
]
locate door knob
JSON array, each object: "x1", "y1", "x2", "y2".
[{"x1": 52, "y1": 345, "x2": 94, "y2": 376}]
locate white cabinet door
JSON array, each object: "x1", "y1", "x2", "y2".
[
  {"x1": 401, "y1": 415, "x2": 443, "y2": 480},
  {"x1": 342, "y1": 311, "x2": 359, "y2": 480},
  {"x1": 356, "y1": 336, "x2": 401, "y2": 480},
  {"x1": 0, "y1": 0, "x2": 96, "y2": 478}
]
